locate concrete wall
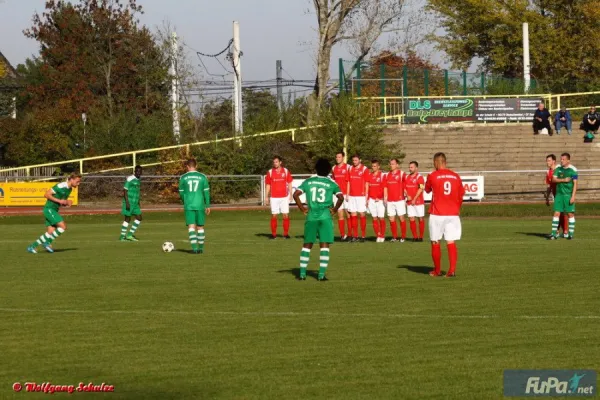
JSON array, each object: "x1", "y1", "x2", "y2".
[{"x1": 384, "y1": 123, "x2": 600, "y2": 201}]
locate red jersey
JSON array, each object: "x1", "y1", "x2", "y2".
[
  {"x1": 424, "y1": 169, "x2": 465, "y2": 216},
  {"x1": 348, "y1": 164, "x2": 368, "y2": 196},
  {"x1": 366, "y1": 170, "x2": 384, "y2": 199},
  {"x1": 331, "y1": 164, "x2": 350, "y2": 195},
  {"x1": 266, "y1": 167, "x2": 292, "y2": 198},
  {"x1": 405, "y1": 173, "x2": 425, "y2": 206},
  {"x1": 384, "y1": 169, "x2": 405, "y2": 202},
  {"x1": 546, "y1": 167, "x2": 557, "y2": 195}
]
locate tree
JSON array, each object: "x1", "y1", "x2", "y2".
[
  {"x1": 310, "y1": 0, "x2": 432, "y2": 113},
  {"x1": 427, "y1": 0, "x2": 600, "y2": 92}
]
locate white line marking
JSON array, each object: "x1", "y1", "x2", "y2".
[{"x1": 0, "y1": 308, "x2": 598, "y2": 320}]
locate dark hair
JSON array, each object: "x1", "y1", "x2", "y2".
[
  {"x1": 68, "y1": 173, "x2": 82, "y2": 180},
  {"x1": 135, "y1": 165, "x2": 142, "y2": 171},
  {"x1": 546, "y1": 154, "x2": 556, "y2": 161},
  {"x1": 409, "y1": 161, "x2": 419, "y2": 167},
  {"x1": 273, "y1": 155, "x2": 282, "y2": 162},
  {"x1": 351, "y1": 154, "x2": 360, "y2": 160},
  {"x1": 433, "y1": 152, "x2": 446, "y2": 163},
  {"x1": 371, "y1": 159, "x2": 379, "y2": 165},
  {"x1": 315, "y1": 158, "x2": 332, "y2": 177},
  {"x1": 336, "y1": 151, "x2": 345, "y2": 157},
  {"x1": 561, "y1": 152, "x2": 571, "y2": 160},
  {"x1": 390, "y1": 158, "x2": 400, "y2": 164},
  {"x1": 186, "y1": 158, "x2": 197, "y2": 167}
]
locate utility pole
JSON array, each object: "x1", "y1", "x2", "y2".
[
  {"x1": 276, "y1": 60, "x2": 283, "y2": 112},
  {"x1": 232, "y1": 21, "x2": 243, "y2": 134},
  {"x1": 170, "y1": 32, "x2": 181, "y2": 143},
  {"x1": 522, "y1": 23, "x2": 531, "y2": 94}
]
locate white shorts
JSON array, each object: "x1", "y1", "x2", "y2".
[
  {"x1": 387, "y1": 200, "x2": 406, "y2": 217},
  {"x1": 270, "y1": 197, "x2": 290, "y2": 215},
  {"x1": 429, "y1": 215, "x2": 462, "y2": 242},
  {"x1": 407, "y1": 204, "x2": 425, "y2": 218},
  {"x1": 367, "y1": 200, "x2": 385, "y2": 218},
  {"x1": 347, "y1": 196, "x2": 366, "y2": 213}
]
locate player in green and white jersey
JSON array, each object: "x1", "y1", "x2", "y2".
[
  {"x1": 550, "y1": 152, "x2": 578, "y2": 240},
  {"x1": 293, "y1": 158, "x2": 344, "y2": 281},
  {"x1": 27, "y1": 173, "x2": 82, "y2": 254},
  {"x1": 179, "y1": 159, "x2": 211, "y2": 253},
  {"x1": 119, "y1": 166, "x2": 143, "y2": 241}
]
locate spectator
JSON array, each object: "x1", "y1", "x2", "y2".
[
  {"x1": 554, "y1": 106, "x2": 572, "y2": 135},
  {"x1": 582, "y1": 106, "x2": 599, "y2": 136},
  {"x1": 533, "y1": 102, "x2": 552, "y2": 135}
]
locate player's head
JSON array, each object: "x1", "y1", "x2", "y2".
[
  {"x1": 335, "y1": 151, "x2": 345, "y2": 165},
  {"x1": 560, "y1": 152, "x2": 570, "y2": 167},
  {"x1": 315, "y1": 158, "x2": 331, "y2": 177},
  {"x1": 351, "y1": 154, "x2": 360, "y2": 166},
  {"x1": 433, "y1": 152, "x2": 447, "y2": 171},
  {"x1": 186, "y1": 158, "x2": 197, "y2": 171},
  {"x1": 546, "y1": 154, "x2": 556, "y2": 168},
  {"x1": 538, "y1": 102, "x2": 545, "y2": 110},
  {"x1": 273, "y1": 156, "x2": 282, "y2": 169},
  {"x1": 371, "y1": 159, "x2": 380, "y2": 172},
  {"x1": 590, "y1": 106, "x2": 596, "y2": 113},
  {"x1": 134, "y1": 165, "x2": 142, "y2": 179},
  {"x1": 389, "y1": 158, "x2": 399, "y2": 171},
  {"x1": 68, "y1": 173, "x2": 82, "y2": 188},
  {"x1": 409, "y1": 161, "x2": 419, "y2": 174}
]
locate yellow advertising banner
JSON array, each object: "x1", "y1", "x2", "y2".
[{"x1": 0, "y1": 183, "x2": 78, "y2": 207}]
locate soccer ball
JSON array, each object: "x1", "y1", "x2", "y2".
[{"x1": 162, "y1": 242, "x2": 175, "y2": 252}]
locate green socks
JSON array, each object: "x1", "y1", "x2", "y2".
[
  {"x1": 568, "y1": 217, "x2": 575, "y2": 237},
  {"x1": 318, "y1": 248, "x2": 330, "y2": 279},
  {"x1": 188, "y1": 228, "x2": 197, "y2": 251},
  {"x1": 551, "y1": 217, "x2": 559, "y2": 236},
  {"x1": 129, "y1": 220, "x2": 141, "y2": 236},
  {"x1": 299, "y1": 247, "x2": 310, "y2": 278},
  {"x1": 33, "y1": 228, "x2": 64, "y2": 248},
  {"x1": 120, "y1": 222, "x2": 129, "y2": 239},
  {"x1": 197, "y1": 228, "x2": 205, "y2": 252}
]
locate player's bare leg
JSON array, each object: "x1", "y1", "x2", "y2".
[
  {"x1": 429, "y1": 240, "x2": 443, "y2": 277},
  {"x1": 282, "y1": 213, "x2": 291, "y2": 239},
  {"x1": 120, "y1": 216, "x2": 131, "y2": 241}
]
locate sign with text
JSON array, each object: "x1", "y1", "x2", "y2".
[
  {"x1": 404, "y1": 98, "x2": 475, "y2": 124},
  {"x1": 474, "y1": 98, "x2": 543, "y2": 122},
  {"x1": 0, "y1": 182, "x2": 78, "y2": 207}
]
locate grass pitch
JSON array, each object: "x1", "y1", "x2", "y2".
[{"x1": 0, "y1": 209, "x2": 599, "y2": 399}]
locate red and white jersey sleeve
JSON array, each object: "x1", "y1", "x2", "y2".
[
  {"x1": 384, "y1": 169, "x2": 405, "y2": 201},
  {"x1": 405, "y1": 173, "x2": 425, "y2": 206},
  {"x1": 332, "y1": 164, "x2": 350, "y2": 195},
  {"x1": 366, "y1": 171, "x2": 384, "y2": 200},
  {"x1": 348, "y1": 165, "x2": 368, "y2": 196},
  {"x1": 266, "y1": 167, "x2": 293, "y2": 198},
  {"x1": 546, "y1": 168, "x2": 557, "y2": 194},
  {"x1": 424, "y1": 169, "x2": 465, "y2": 216}
]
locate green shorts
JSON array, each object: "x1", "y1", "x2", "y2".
[
  {"x1": 303, "y1": 218, "x2": 334, "y2": 244},
  {"x1": 553, "y1": 194, "x2": 575, "y2": 213},
  {"x1": 185, "y1": 209, "x2": 206, "y2": 226},
  {"x1": 121, "y1": 202, "x2": 141, "y2": 217},
  {"x1": 43, "y1": 208, "x2": 64, "y2": 227}
]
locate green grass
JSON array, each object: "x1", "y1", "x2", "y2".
[{"x1": 1, "y1": 210, "x2": 599, "y2": 399}]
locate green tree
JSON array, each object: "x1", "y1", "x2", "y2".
[{"x1": 427, "y1": 0, "x2": 600, "y2": 92}]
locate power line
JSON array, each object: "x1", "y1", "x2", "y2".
[{"x1": 195, "y1": 39, "x2": 233, "y2": 58}]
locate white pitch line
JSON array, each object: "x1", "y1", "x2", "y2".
[{"x1": 0, "y1": 308, "x2": 598, "y2": 320}]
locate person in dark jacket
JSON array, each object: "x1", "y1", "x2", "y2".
[
  {"x1": 554, "y1": 106, "x2": 572, "y2": 135},
  {"x1": 582, "y1": 106, "x2": 599, "y2": 134},
  {"x1": 533, "y1": 102, "x2": 552, "y2": 135}
]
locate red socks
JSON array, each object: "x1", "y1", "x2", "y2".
[
  {"x1": 372, "y1": 220, "x2": 380, "y2": 237},
  {"x1": 419, "y1": 219, "x2": 425, "y2": 239},
  {"x1": 338, "y1": 219, "x2": 346, "y2": 237},
  {"x1": 283, "y1": 217, "x2": 290, "y2": 236},
  {"x1": 562, "y1": 214, "x2": 568, "y2": 236},
  {"x1": 447, "y1": 242, "x2": 458, "y2": 274},
  {"x1": 390, "y1": 220, "x2": 398, "y2": 238},
  {"x1": 351, "y1": 216, "x2": 358, "y2": 238},
  {"x1": 270, "y1": 217, "x2": 277, "y2": 237},
  {"x1": 379, "y1": 220, "x2": 386, "y2": 237},
  {"x1": 431, "y1": 242, "x2": 442, "y2": 274},
  {"x1": 360, "y1": 216, "x2": 366, "y2": 238},
  {"x1": 400, "y1": 220, "x2": 407, "y2": 239},
  {"x1": 409, "y1": 220, "x2": 417, "y2": 239}
]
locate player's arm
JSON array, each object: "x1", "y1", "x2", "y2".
[
  {"x1": 365, "y1": 180, "x2": 370, "y2": 205},
  {"x1": 571, "y1": 176, "x2": 578, "y2": 204},
  {"x1": 203, "y1": 177, "x2": 211, "y2": 215},
  {"x1": 458, "y1": 177, "x2": 466, "y2": 207},
  {"x1": 287, "y1": 173, "x2": 293, "y2": 201},
  {"x1": 293, "y1": 189, "x2": 307, "y2": 215},
  {"x1": 383, "y1": 186, "x2": 388, "y2": 204},
  {"x1": 265, "y1": 173, "x2": 271, "y2": 205},
  {"x1": 346, "y1": 180, "x2": 350, "y2": 200},
  {"x1": 44, "y1": 187, "x2": 68, "y2": 206},
  {"x1": 332, "y1": 193, "x2": 344, "y2": 214},
  {"x1": 552, "y1": 175, "x2": 571, "y2": 183},
  {"x1": 424, "y1": 176, "x2": 432, "y2": 193},
  {"x1": 123, "y1": 181, "x2": 130, "y2": 211},
  {"x1": 178, "y1": 178, "x2": 185, "y2": 204}
]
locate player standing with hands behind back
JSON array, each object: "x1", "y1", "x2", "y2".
[
  {"x1": 265, "y1": 156, "x2": 293, "y2": 239},
  {"x1": 425, "y1": 153, "x2": 465, "y2": 277},
  {"x1": 179, "y1": 159, "x2": 211, "y2": 254}
]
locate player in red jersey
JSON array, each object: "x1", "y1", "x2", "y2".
[
  {"x1": 404, "y1": 161, "x2": 426, "y2": 242},
  {"x1": 331, "y1": 151, "x2": 350, "y2": 241},
  {"x1": 544, "y1": 154, "x2": 565, "y2": 237},
  {"x1": 383, "y1": 158, "x2": 407, "y2": 242},
  {"x1": 265, "y1": 156, "x2": 293, "y2": 239},
  {"x1": 347, "y1": 154, "x2": 369, "y2": 242},
  {"x1": 424, "y1": 152, "x2": 465, "y2": 277},
  {"x1": 366, "y1": 159, "x2": 386, "y2": 242}
]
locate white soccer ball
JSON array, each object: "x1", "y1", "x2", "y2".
[{"x1": 162, "y1": 242, "x2": 175, "y2": 252}]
